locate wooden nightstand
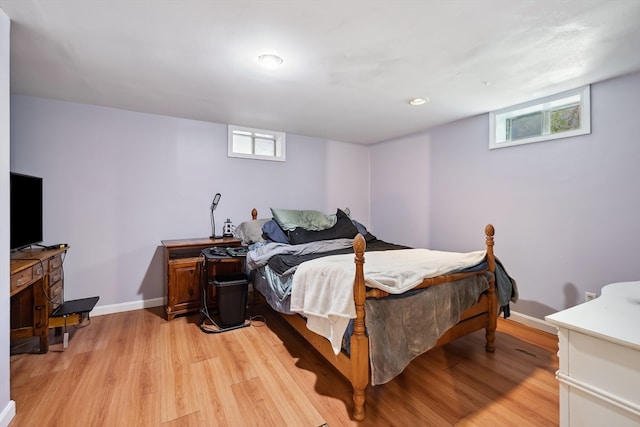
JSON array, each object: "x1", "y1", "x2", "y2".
[{"x1": 161, "y1": 237, "x2": 242, "y2": 320}]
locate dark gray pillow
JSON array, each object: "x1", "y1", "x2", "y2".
[{"x1": 288, "y1": 209, "x2": 358, "y2": 245}]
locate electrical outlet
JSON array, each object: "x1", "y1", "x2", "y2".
[{"x1": 585, "y1": 291, "x2": 597, "y2": 302}]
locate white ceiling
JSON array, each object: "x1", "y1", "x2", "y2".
[{"x1": 1, "y1": 0, "x2": 639, "y2": 144}]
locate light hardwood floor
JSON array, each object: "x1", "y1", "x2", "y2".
[{"x1": 9, "y1": 303, "x2": 559, "y2": 426}]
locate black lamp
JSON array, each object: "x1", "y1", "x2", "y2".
[{"x1": 210, "y1": 193, "x2": 221, "y2": 238}]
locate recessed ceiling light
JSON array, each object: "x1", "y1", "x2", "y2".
[
  {"x1": 258, "y1": 53, "x2": 284, "y2": 69},
  {"x1": 408, "y1": 97, "x2": 429, "y2": 106}
]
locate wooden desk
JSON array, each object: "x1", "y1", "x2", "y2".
[
  {"x1": 161, "y1": 237, "x2": 242, "y2": 320},
  {"x1": 10, "y1": 246, "x2": 68, "y2": 353}
]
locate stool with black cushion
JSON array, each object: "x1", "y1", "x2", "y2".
[{"x1": 50, "y1": 296, "x2": 99, "y2": 348}]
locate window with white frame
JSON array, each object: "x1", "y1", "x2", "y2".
[
  {"x1": 489, "y1": 85, "x2": 591, "y2": 149},
  {"x1": 228, "y1": 125, "x2": 286, "y2": 161}
]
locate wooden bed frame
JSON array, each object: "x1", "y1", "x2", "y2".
[{"x1": 250, "y1": 209, "x2": 498, "y2": 421}]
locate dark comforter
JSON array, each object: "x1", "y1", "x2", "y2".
[{"x1": 267, "y1": 233, "x2": 408, "y2": 275}]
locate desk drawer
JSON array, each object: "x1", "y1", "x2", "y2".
[
  {"x1": 11, "y1": 268, "x2": 33, "y2": 294},
  {"x1": 49, "y1": 278, "x2": 63, "y2": 309},
  {"x1": 49, "y1": 254, "x2": 63, "y2": 271},
  {"x1": 49, "y1": 268, "x2": 63, "y2": 285},
  {"x1": 33, "y1": 262, "x2": 45, "y2": 278},
  {"x1": 47, "y1": 256, "x2": 63, "y2": 310}
]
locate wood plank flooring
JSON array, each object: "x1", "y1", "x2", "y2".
[{"x1": 9, "y1": 303, "x2": 559, "y2": 426}]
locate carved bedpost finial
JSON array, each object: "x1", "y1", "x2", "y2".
[
  {"x1": 485, "y1": 224, "x2": 495, "y2": 258},
  {"x1": 353, "y1": 233, "x2": 366, "y2": 256},
  {"x1": 485, "y1": 224, "x2": 495, "y2": 238},
  {"x1": 251, "y1": 208, "x2": 258, "y2": 220}
]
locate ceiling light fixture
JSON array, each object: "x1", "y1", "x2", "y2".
[
  {"x1": 408, "y1": 97, "x2": 429, "y2": 106},
  {"x1": 258, "y1": 53, "x2": 284, "y2": 69}
]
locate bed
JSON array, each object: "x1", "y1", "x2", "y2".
[{"x1": 237, "y1": 208, "x2": 514, "y2": 421}]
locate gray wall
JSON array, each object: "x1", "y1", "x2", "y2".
[
  {"x1": 10, "y1": 96, "x2": 369, "y2": 307},
  {"x1": 370, "y1": 132, "x2": 432, "y2": 248},
  {"x1": 9, "y1": 73, "x2": 639, "y2": 322},
  {"x1": 371, "y1": 72, "x2": 640, "y2": 319}
]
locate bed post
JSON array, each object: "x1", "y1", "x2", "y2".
[
  {"x1": 485, "y1": 224, "x2": 497, "y2": 352},
  {"x1": 351, "y1": 233, "x2": 368, "y2": 421}
]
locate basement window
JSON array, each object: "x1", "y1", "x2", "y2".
[
  {"x1": 228, "y1": 125, "x2": 286, "y2": 161},
  {"x1": 489, "y1": 85, "x2": 590, "y2": 149}
]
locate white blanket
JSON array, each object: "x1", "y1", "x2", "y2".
[{"x1": 289, "y1": 248, "x2": 487, "y2": 354}]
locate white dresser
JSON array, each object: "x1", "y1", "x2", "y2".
[{"x1": 546, "y1": 281, "x2": 640, "y2": 427}]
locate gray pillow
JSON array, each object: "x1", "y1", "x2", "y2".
[{"x1": 233, "y1": 218, "x2": 270, "y2": 245}]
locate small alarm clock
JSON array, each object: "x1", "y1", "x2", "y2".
[{"x1": 222, "y1": 218, "x2": 235, "y2": 238}]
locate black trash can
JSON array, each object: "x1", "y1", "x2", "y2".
[{"x1": 213, "y1": 273, "x2": 248, "y2": 327}]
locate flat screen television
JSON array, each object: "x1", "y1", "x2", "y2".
[{"x1": 10, "y1": 172, "x2": 43, "y2": 250}]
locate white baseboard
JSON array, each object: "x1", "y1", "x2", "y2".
[
  {"x1": 91, "y1": 297, "x2": 165, "y2": 317},
  {"x1": 89, "y1": 299, "x2": 558, "y2": 337},
  {"x1": 508, "y1": 310, "x2": 558, "y2": 335},
  {"x1": 0, "y1": 400, "x2": 16, "y2": 427}
]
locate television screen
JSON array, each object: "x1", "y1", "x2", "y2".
[{"x1": 10, "y1": 172, "x2": 43, "y2": 250}]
